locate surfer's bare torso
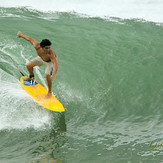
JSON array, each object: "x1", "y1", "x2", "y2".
[{"x1": 34, "y1": 43, "x2": 56, "y2": 63}]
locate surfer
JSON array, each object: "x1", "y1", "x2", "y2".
[{"x1": 17, "y1": 31, "x2": 58, "y2": 99}]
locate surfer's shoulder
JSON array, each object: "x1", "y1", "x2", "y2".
[
  {"x1": 34, "y1": 43, "x2": 41, "y2": 50},
  {"x1": 50, "y1": 49, "x2": 57, "y2": 58}
]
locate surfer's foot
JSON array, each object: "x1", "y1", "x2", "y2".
[
  {"x1": 23, "y1": 77, "x2": 34, "y2": 81},
  {"x1": 45, "y1": 92, "x2": 52, "y2": 99}
]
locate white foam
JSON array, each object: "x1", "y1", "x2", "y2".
[
  {"x1": 0, "y1": 68, "x2": 51, "y2": 131},
  {"x1": 0, "y1": 0, "x2": 163, "y2": 23}
]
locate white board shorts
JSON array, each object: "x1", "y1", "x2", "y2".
[{"x1": 31, "y1": 56, "x2": 54, "y2": 75}]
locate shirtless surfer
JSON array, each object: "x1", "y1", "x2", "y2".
[{"x1": 17, "y1": 31, "x2": 58, "y2": 99}]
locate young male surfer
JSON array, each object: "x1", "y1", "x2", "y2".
[{"x1": 17, "y1": 31, "x2": 58, "y2": 99}]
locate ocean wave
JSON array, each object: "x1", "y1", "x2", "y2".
[{"x1": 1, "y1": 0, "x2": 163, "y2": 23}]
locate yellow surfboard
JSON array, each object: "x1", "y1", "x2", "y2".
[{"x1": 20, "y1": 76, "x2": 65, "y2": 112}]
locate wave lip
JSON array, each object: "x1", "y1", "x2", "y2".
[{"x1": 1, "y1": 0, "x2": 163, "y2": 23}]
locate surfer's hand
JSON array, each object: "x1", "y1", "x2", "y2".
[{"x1": 17, "y1": 31, "x2": 23, "y2": 38}]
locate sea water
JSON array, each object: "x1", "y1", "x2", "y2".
[{"x1": 0, "y1": 0, "x2": 163, "y2": 162}]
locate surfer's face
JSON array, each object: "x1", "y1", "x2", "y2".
[{"x1": 43, "y1": 46, "x2": 50, "y2": 54}]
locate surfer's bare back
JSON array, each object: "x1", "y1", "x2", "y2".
[{"x1": 17, "y1": 31, "x2": 58, "y2": 99}]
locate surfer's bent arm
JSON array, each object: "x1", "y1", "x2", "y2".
[
  {"x1": 51, "y1": 52, "x2": 58, "y2": 82},
  {"x1": 17, "y1": 31, "x2": 39, "y2": 48}
]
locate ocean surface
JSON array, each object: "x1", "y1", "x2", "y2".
[{"x1": 0, "y1": 0, "x2": 163, "y2": 162}]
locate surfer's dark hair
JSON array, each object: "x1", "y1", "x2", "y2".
[{"x1": 40, "y1": 39, "x2": 51, "y2": 48}]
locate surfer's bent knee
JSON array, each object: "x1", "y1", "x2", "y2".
[
  {"x1": 45, "y1": 73, "x2": 50, "y2": 79},
  {"x1": 26, "y1": 62, "x2": 35, "y2": 69}
]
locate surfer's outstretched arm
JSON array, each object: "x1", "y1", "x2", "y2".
[{"x1": 17, "y1": 31, "x2": 39, "y2": 48}]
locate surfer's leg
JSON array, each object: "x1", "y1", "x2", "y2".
[
  {"x1": 45, "y1": 73, "x2": 52, "y2": 98},
  {"x1": 44, "y1": 62, "x2": 54, "y2": 98},
  {"x1": 24, "y1": 57, "x2": 44, "y2": 80},
  {"x1": 26, "y1": 62, "x2": 36, "y2": 76},
  {"x1": 23, "y1": 62, "x2": 36, "y2": 80}
]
